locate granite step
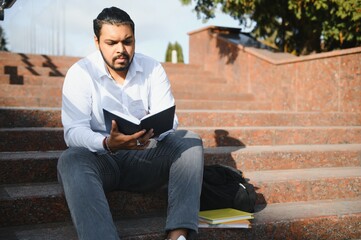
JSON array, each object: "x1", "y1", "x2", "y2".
[
  {"x1": 0, "y1": 59, "x2": 75, "y2": 69},
  {"x1": 177, "y1": 110, "x2": 361, "y2": 127},
  {"x1": 0, "y1": 107, "x2": 61, "y2": 128},
  {"x1": 1, "y1": 84, "x2": 254, "y2": 106},
  {"x1": 169, "y1": 74, "x2": 227, "y2": 84},
  {"x1": 0, "y1": 96, "x2": 62, "y2": 108},
  {"x1": 0, "y1": 64, "x2": 227, "y2": 86},
  {"x1": 1, "y1": 127, "x2": 361, "y2": 152},
  {"x1": 172, "y1": 81, "x2": 246, "y2": 93},
  {"x1": 0, "y1": 73, "x2": 236, "y2": 94},
  {"x1": 172, "y1": 91, "x2": 254, "y2": 101},
  {"x1": 0, "y1": 128, "x2": 67, "y2": 152},
  {"x1": 247, "y1": 166, "x2": 361, "y2": 204},
  {"x1": 0, "y1": 62, "x2": 206, "y2": 79},
  {"x1": 0, "y1": 53, "x2": 79, "y2": 69},
  {"x1": 0, "y1": 55, "x2": 202, "y2": 73},
  {"x1": 0, "y1": 95, "x2": 270, "y2": 109},
  {"x1": 0, "y1": 92, "x2": 256, "y2": 109},
  {"x1": 192, "y1": 126, "x2": 361, "y2": 147},
  {"x1": 1, "y1": 144, "x2": 360, "y2": 184},
  {"x1": 0, "y1": 81, "x2": 247, "y2": 99},
  {"x1": 176, "y1": 99, "x2": 272, "y2": 110},
  {"x1": 0, "y1": 151, "x2": 60, "y2": 184},
  {"x1": 0, "y1": 65, "x2": 67, "y2": 77},
  {"x1": 2, "y1": 198, "x2": 360, "y2": 240},
  {"x1": 0, "y1": 53, "x2": 211, "y2": 76},
  {"x1": 2, "y1": 107, "x2": 360, "y2": 128},
  {"x1": 0, "y1": 71, "x2": 225, "y2": 86},
  {"x1": 0, "y1": 74, "x2": 9, "y2": 84},
  {"x1": 1, "y1": 167, "x2": 360, "y2": 226},
  {"x1": 0, "y1": 182, "x2": 168, "y2": 227},
  {"x1": 205, "y1": 144, "x2": 361, "y2": 171},
  {"x1": 0, "y1": 74, "x2": 64, "y2": 86},
  {"x1": 0, "y1": 85, "x2": 62, "y2": 107},
  {"x1": 162, "y1": 63, "x2": 203, "y2": 72},
  {"x1": 0, "y1": 73, "x2": 232, "y2": 90},
  {"x1": 163, "y1": 64, "x2": 224, "y2": 82}
]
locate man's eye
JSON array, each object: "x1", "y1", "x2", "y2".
[
  {"x1": 123, "y1": 40, "x2": 133, "y2": 45},
  {"x1": 104, "y1": 41, "x2": 117, "y2": 46}
]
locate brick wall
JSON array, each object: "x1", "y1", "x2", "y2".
[{"x1": 188, "y1": 26, "x2": 361, "y2": 113}]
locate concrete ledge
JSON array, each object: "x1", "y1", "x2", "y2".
[
  {"x1": 189, "y1": 25, "x2": 361, "y2": 65},
  {"x1": 243, "y1": 45, "x2": 361, "y2": 65}
]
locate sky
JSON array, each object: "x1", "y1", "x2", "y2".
[{"x1": 0, "y1": 0, "x2": 249, "y2": 63}]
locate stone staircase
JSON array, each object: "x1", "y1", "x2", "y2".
[{"x1": 0, "y1": 51, "x2": 360, "y2": 240}]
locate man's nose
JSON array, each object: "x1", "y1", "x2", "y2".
[{"x1": 116, "y1": 42, "x2": 125, "y2": 53}]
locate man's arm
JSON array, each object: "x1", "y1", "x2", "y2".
[
  {"x1": 148, "y1": 62, "x2": 178, "y2": 133},
  {"x1": 61, "y1": 64, "x2": 105, "y2": 152}
]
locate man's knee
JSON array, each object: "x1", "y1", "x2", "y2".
[
  {"x1": 173, "y1": 130, "x2": 204, "y2": 167},
  {"x1": 174, "y1": 130, "x2": 203, "y2": 148},
  {"x1": 57, "y1": 147, "x2": 94, "y2": 183}
]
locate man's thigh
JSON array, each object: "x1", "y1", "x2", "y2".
[{"x1": 112, "y1": 130, "x2": 203, "y2": 192}]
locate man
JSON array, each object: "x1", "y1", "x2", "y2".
[{"x1": 57, "y1": 6, "x2": 204, "y2": 240}]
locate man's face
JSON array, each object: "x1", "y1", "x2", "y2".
[{"x1": 95, "y1": 23, "x2": 135, "y2": 73}]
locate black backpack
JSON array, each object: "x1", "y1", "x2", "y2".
[{"x1": 200, "y1": 164, "x2": 257, "y2": 213}]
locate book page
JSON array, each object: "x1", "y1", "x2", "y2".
[{"x1": 105, "y1": 109, "x2": 140, "y2": 125}]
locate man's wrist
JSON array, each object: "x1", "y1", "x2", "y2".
[
  {"x1": 102, "y1": 137, "x2": 108, "y2": 150},
  {"x1": 103, "y1": 136, "x2": 116, "y2": 154}
]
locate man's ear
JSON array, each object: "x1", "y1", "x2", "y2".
[{"x1": 94, "y1": 36, "x2": 100, "y2": 50}]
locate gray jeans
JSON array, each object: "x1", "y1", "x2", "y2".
[{"x1": 57, "y1": 130, "x2": 204, "y2": 240}]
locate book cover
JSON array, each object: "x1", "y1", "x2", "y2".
[
  {"x1": 198, "y1": 208, "x2": 254, "y2": 225},
  {"x1": 103, "y1": 105, "x2": 176, "y2": 137},
  {"x1": 199, "y1": 219, "x2": 251, "y2": 229}
]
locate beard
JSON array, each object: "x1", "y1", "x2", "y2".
[{"x1": 99, "y1": 49, "x2": 133, "y2": 72}]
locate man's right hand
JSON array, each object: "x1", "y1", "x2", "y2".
[{"x1": 106, "y1": 120, "x2": 154, "y2": 152}]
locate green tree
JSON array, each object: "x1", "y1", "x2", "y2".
[
  {"x1": 180, "y1": 0, "x2": 361, "y2": 55},
  {"x1": 165, "y1": 42, "x2": 173, "y2": 62},
  {"x1": 174, "y1": 42, "x2": 185, "y2": 63},
  {"x1": 0, "y1": 25, "x2": 8, "y2": 51},
  {"x1": 165, "y1": 41, "x2": 185, "y2": 63}
]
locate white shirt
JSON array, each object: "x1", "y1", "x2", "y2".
[{"x1": 61, "y1": 50, "x2": 178, "y2": 152}]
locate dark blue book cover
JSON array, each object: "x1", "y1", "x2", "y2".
[{"x1": 103, "y1": 105, "x2": 175, "y2": 137}]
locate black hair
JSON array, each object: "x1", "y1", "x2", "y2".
[{"x1": 93, "y1": 7, "x2": 135, "y2": 39}]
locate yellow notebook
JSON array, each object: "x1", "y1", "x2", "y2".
[{"x1": 198, "y1": 208, "x2": 254, "y2": 224}]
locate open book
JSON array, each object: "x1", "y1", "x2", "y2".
[{"x1": 103, "y1": 105, "x2": 176, "y2": 137}]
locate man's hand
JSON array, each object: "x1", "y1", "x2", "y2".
[{"x1": 106, "y1": 120, "x2": 154, "y2": 152}]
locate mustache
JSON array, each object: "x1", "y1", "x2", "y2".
[{"x1": 113, "y1": 53, "x2": 129, "y2": 61}]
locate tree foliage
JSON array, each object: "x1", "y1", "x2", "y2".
[
  {"x1": 180, "y1": 0, "x2": 361, "y2": 55},
  {"x1": 165, "y1": 41, "x2": 185, "y2": 63}
]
